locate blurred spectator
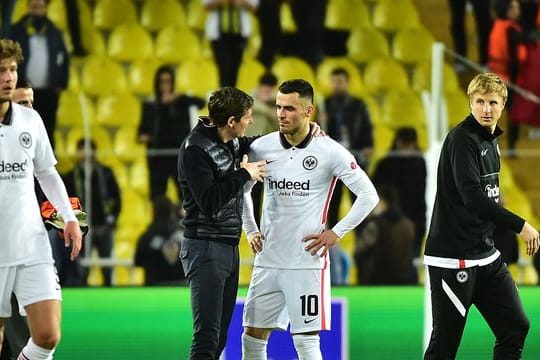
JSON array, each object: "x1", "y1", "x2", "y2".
[
  {"x1": 256, "y1": 0, "x2": 281, "y2": 68},
  {"x1": 134, "y1": 196, "x2": 186, "y2": 286},
  {"x1": 9, "y1": 0, "x2": 69, "y2": 150},
  {"x1": 63, "y1": 139, "x2": 121, "y2": 286},
  {"x1": 329, "y1": 245, "x2": 351, "y2": 285},
  {"x1": 65, "y1": 0, "x2": 87, "y2": 56},
  {"x1": 203, "y1": 0, "x2": 259, "y2": 86},
  {"x1": 488, "y1": 0, "x2": 540, "y2": 154},
  {"x1": 12, "y1": 78, "x2": 34, "y2": 108},
  {"x1": 447, "y1": 0, "x2": 492, "y2": 72},
  {"x1": 322, "y1": 67, "x2": 374, "y2": 235},
  {"x1": 138, "y1": 65, "x2": 205, "y2": 200},
  {"x1": 354, "y1": 185, "x2": 416, "y2": 285},
  {"x1": 244, "y1": 72, "x2": 279, "y2": 225},
  {"x1": 283, "y1": 0, "x2": 327, "y2": 68},
  {"x1": 372, "y1": 127, "x2": 427, "y2": 260},
  {"x1": 1, "y1": 0, "x2": 16, "y2": 38}
]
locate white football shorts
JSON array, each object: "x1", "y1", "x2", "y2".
[
  {"x1": 242, "y1": 266, "x2": 331, "y2": 334},
  {"x1": 0, "y1": 263, "x2": 62, "y2": 317}
]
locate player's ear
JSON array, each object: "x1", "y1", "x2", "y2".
[
  {"x1": 305, "y1": 104, "x2": 314, "y2": 118},
  {"x1": 227, "y1": 116, "x2": 236, "y2": 128}
]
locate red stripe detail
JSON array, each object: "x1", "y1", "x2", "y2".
[
  {"x1": 459, "y1": 259, "x2": 465, "y2": 269},
  {"x1": 320, "y1": 254, "x2": 328, "y2": 330},
  {"x1": 321, "y1": 176, "x2": 338, "y2": 224}
]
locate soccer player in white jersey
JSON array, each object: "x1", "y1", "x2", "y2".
[
  {"x1": 0, "y1": 39, "x2": 82, "y2": 360},
  {"x1": 241, "y1": 79, "x2": 379, "y2": 359}
]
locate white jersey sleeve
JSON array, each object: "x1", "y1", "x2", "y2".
[{"x1": 248, "y1": 133, "x2": 378, "y2": 269}]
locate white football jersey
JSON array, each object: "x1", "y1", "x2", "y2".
[
  {"x1": 0, "y1": 104, "x2": 57, "y2": 266},
  {"x1": 244, "y1": 132, "x2": 378, "y2": 269}
]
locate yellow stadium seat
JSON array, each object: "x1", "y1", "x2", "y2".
[
  {"x1": 81, "y1": 56, "x2": 127, "y2": 97},
  {"x1": 325, "y1": 0, "x2": 371, "y2": 30},
  {"x1": 363, "y1": 95, "x2": 382, "y2": 126},
  {"x1": 280, "y1": 2, "x2": 296, "y2": 33},
  {"x1": 412, "y1": 61, "x2": 460, "y2": 93},
  {"x1": 114, "y1": 126, "x2": 146, "y2": 164},
  {"x1": 107, "y1": 161, "x2": 129, "y2": 190},
  {"x1": 140, "y1": 0, "x2": 187, "y2": 32},
  {"x1": 65, "y1": 126, "x2": 114, "y2": 163},
  {"x1": 127, "y1": 58, "x2": 162, "y2": 97},
  {"x1": 155, "y1": 26, "x2": 201, "y2": 64},
  {"x1": 107, "y1": 24, "x2": 154, "y2": 63},
  {"x1": 363, "y1": 57, "x2": 410, "y2": 97},
  {"x1": 95, "y1": 93, "x2": 142, "y2": 128},
  {"x1": 128, "y1": 157, "x2": 150, "y2": 196},
  {"x1": 236, "y1": 58, "x2": 266, "y2": 93},
  {"x1": 443, "y1": 90, "x2": 469, "y2": 129},
  {"x1": 381, "y1": 90, "x2": 427, "y2": 130},
  {"x1": 176, "y1": 59, "x2": 219, "y2": 98},
  {"x1": 81, "y1": 27, "x2": 106, "y2": 57},
  {"x1": 68, "y1": 65, "x2": 81, "y2": 92},
  {"x1": 316, "y1": 57, "x2": 365, "y2": 98},
  {"x1": 347, "y1": 27, "x2": 390, "y2": 65},
  {"x1": 271, "y1": 57, "x2": 316, "y2": 85},
  {"x1": 372, "y1": 124, "x2": 395, "y2": 156},
  {"x1": 186, "y1": 0, "x2": 207, "y2": 32},
  {"x1": 372, "y1": 0, "x2": 420, "y2": 34},
  {"x1": 392, "y1": 26, "x2": 435, "y2": 66},
  {"x1": 93, "y1": 0, "x2": 137, "y2": 31},
  {"x1": 12, "y1": 0, "x2": 27, "y2": 24},
  {"x1": 57, "y1": 90, "x2": 95, "y2": 129}
]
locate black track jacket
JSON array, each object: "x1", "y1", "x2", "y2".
[{"x1": 424, "y1": 115, "x2": 524, "y2": 264}]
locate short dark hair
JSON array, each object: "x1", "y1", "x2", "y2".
[
  {"x1": 0, "y1": 39, "x2": 24, "y2": 63},
  {"x1": 330, "y1": 67, "x2": 349, "y2": 79},
  {"x1": 76, "y1": 138, "x2": 97, "y2": 151},
  {"x1": 207, "y1": 87, "x2": 254, "y2": 127},
  {"x1": 259, "y1": 72, "x2": 278, "y2": 87},
  {"x1": 278, "y1": 79, "x2": 314, "y2": 104},
  {"x1": 16, "y1": 78, "x2": 32, "y2": 89}
]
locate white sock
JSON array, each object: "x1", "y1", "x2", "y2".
[
  {"x1": 242, "y1": 333, "x2": 267, "y2": 360},
  {"x1": 292, "y1": 334, "x2": 322, "y2": 360},
  {"x1": 18, "y1": 338, "x2": 55, "y2": 360}
]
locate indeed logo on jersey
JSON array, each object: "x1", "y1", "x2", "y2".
[
  {"x1": 0, "y1": 159, "x2": 29, "y2": 181},
  {"x1": 485, "y1": 184, "x2": 500, "y2": 202},
  {"x1": 267, "y1": 176, "x2": 310, "y2": 197}
]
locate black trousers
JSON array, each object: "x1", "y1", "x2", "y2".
[
  {"x1": 211, "y1": 35, "x2": 246, "y2": 87},
  {"x1": 33, "y1": 88, "x2": 59, "y2": 150},
  {"x1": 180, "y1": 238, "x2": 239, "y2": 360},
  {"x1": 447, "y1": 0, "x2": 492, "y2": 64},
  {"x1": 425, "y1": 257, "x2": 530, "y2": 360}
]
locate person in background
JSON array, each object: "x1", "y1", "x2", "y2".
[
  {"x1": 372, "y1": 127, "x2": 427, "y2": 261},
  {"x1": 423, "y1": 72, "x2": 539, "y2": 359},
  {"x1": 134, "y1": 196, "x2": 186, "y2": 286},
  {"x1": 9, "y1": 0, "x2": 69, "y2": 150},
  {"x1": 354, "y1": 185, "x2": 416, "y2": 285},
  {"x1": 177, "y1": 86, "x2": 266, "y2": 360},
  {"x1": 62, "y1": 139, "x2": 121, "y2": 286},
  {"x1": 245, "y1": 71, "x2": 279, "y2": 225},
  {"x1": 138, "y1": 65, "x2": 205, "y2": 201},
  {"x1": 447, "y1": 0, "x2": 492, "y2": 72},
  {"x1": 487, "y1": 0, "x2": 539, "y2": 155},
  {"x1": 203, "y1": 0, "x2": 259, "y2": 87}
]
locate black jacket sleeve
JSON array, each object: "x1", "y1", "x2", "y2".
[{"x1": 182, "y1": 146, "x2": 251, "y2": 217}]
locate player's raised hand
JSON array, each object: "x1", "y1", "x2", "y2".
[
  {"x1": 248, "y1": 232, "x2": 264, "y2": 254},
  {"x1": 302, "y1": 229, "x2": 340, "y2": 257},
  {"x1": 240, "y1": 154, "x2": 266, "y2": 182},
  {"x1": 64, "y1": 220, "x2": 83, "y2": 261},
  {"x1": 519, "y1": 221, "x2": 540, "y2": 256}
]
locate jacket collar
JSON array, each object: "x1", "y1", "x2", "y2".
[{"x1": 464, "y1": 114, "x2": 503, "y2": 141}]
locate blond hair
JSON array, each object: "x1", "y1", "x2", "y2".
[{"x1": 467, "y1": 73, "x2": 508, "y2": 104}]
